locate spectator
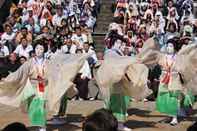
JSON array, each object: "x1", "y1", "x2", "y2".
[
  {"x1": 2, "y1": 122, "x2": 29, "y2": 131},
  {"x1": 1, "y1": 24, "x2": 16, "y2": 51},
  {"x1": 14, "y1": 37, "x2": 33, "y2": 58},
  {"x1": 61, "y1": 38, "x2": 77, "y2": 54},
  {"x1": 71, "y1": 26, "x2": 88, "y2": 49},
  {"x1": 22, "y1": 7, "x2": 38, "y2": 24},
  {"x1": 0, "y1": 40, "x2": 10, "y2": 58},
  {"x1": 39, "y1": 7, "x2": 53, "y2": 27},
  {"x1": 5, "y1": 53, "x2": 20, "y2": 75},
  {"x1": 74, "y1": 49, "x2": 92, "y2": 100},
  {"x1": 19, "y1": 55, "x2": 27, "y2": 65},
  {"x1": 0, "y1": 40, "x2": 10, "y2": 79},
  {"x1": 15, "y1": 27, "x2": 32, "y2": 45},
  {"x1": 82, "y1": 108, "x2": 118, "y2": 131},
  {"x1": 83, "y1": 42, "x2": 97, "y2": 64},
  {"x1": 52, "y1": 6, "x2": 67, "y2": 27},
  {"x1": 25, "y1": 17, "x2": 40, "y2": 34},
  {"x1": 67, "y1": 12, "x2": 79, "y2": 32}
]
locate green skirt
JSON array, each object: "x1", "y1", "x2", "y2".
[
  {"x1": 28, "y1": 97, "x2": 46, "y2": 127},
  {"x1": 156, "y1": 90, "x2": 179, "y2": 116},
  {"x1": 107, "y1": 94, "x2": 130, "y2": 122},
  {"x1": 156, "y1": 84, "x2": 195, "y2": 116}
]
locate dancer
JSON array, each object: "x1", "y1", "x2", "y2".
[
  {"x1": 138, "y1": 37, "x2": 197, "y2": 126},
  {"x1": 96, "y1": 48, "x2": 152, "y2": 131},
  {"x1": 0, "y1": 40, "x2": 90, "y2": 130},
  {"x1": 26, "y1": 42, "x2": 48, "y2": 131},
  {"x1": 156, "y1": 41, "x2": 195, "y2": 125}
]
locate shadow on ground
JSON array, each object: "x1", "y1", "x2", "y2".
[
  {"x1": 28, "y1": 114, "x2": 85, "y2": 131},
  {"x1": 127, "y1": 108, "x2": 151, "y2": 116},
  {"x1": 125, "y1": 120, "x2": 156, "y2": 129}
]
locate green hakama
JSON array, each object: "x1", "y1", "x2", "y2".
[
  {"x1": 107, "y1": 94, "x2": 130, "y2": 122},
  {"x1": 156, "y1": 84, "x2": 195, "y2": 116}
]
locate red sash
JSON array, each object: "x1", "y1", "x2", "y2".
[
  {"x1": 161, "y1": 71, "x2": 171, "y2": 84},
  {"x1": 37, "y1": 75, "x2": 45, "y2": 93}
]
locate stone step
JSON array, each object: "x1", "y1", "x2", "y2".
[
  {"x1": 93, "y1": 35, "x2": 106, "y2": 51},
  {"x1": 97, "y1": 13, "x2": 114, "y2": 17},
  {"x1": 101, "y1": 0, "x2": 114, "y2": 4},
  {"x1": 94, "y1": 0, "x2": 114, "y2": 34}
]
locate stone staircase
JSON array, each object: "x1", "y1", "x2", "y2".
[
  {"x1": 95, "y1": 0, "x2": 114, "y2": 33},
  {"x1": 194, "y1": 1, "x2": 197, "y2": 18},
  {"x1": 93, "y1": 0, "x2": 114, "y2": 52}
]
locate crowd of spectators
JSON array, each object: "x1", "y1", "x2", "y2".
[{"x1": 107, "y1": 0, "x2": 195, "y2": 54}]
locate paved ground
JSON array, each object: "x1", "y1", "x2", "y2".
[{"x1": 0, "y1": 101, "x2": 196, "y2": 131}]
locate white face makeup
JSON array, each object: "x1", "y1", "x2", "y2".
[
  {"x1": 166, "y1": 43, "x2": 175, "y2": 54},
  {"x1": 35, "y1": 44, "x2": 44, "y2": 58}
]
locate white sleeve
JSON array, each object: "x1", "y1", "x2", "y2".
[
  {"x1": 92, "y1": 52, "x2": 98, "y2": 63},
  {"x1": 4, "y1": 46, "x2": 9, "y2": 56},
  {"x1": 28, "y1": 45, "x2": 33, "y2": 52},
  {"x1": 80, "y1": 61, "x2": 92, "y2": 79},
  {"x1": 71, "y1": 35, "x2": 76, "y2": 41},
  {"x1": 70, "y1": 45, "x2": 77, "y2": 54},
  {"x1": 61, "y1": 45, "x2": 68, "y2": 53},
  {"x1": 82, "y1": 34, "x2": 88, "y2": 43},
  {"x1": 14, "y1": 46, "x2": 20, "y2": 54}
]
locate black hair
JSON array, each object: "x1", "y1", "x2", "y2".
[
  {"x1": 75, "y1": 26, "x2": 81, "y2": 31},
  {"x1": 167, "y1": 38, "x2": 179, "y2": 52},
  {"x1": 76, "y1": 49, "x2": 83, "y2": 53},
  {"x1": 19, "y1": 56, "x2": 27, "y2": 61},
  {"x1": 82, "y1": 108, "x2": 118, "y2": 131},
  {"x1": 33, "y1": 39, "x2": 48, "y2": 53},
  {"x1": 21, "y1": 27, "x2": 28, "y2": 31},
  {"x1": 2, "y1": 122, "x2": 29, "y2": 131}
]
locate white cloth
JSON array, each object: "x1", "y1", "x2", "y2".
[
  {"x1": 71, "y1": 34, "x2": 88, "y2": 48},
  {"x1": 14, "y1": 44, "x2": 33, "y2": 58},
  {"x1": 0, "y1": 45, "x2": 9, "y2": 57},
  {"x1": 83, "y1": 48, "x2": 98, "y2": 63},
  {"x1": 61, "y1": 44, "x2": 77, "y2": 54},
  {"x1": 0, "y1": 53, "x2": 91, "y2": 113},
  {"x1": 79, "y1": 60, "x2": 92, "y2": 79},
  {"x1": 1, "y1": 33, "x2": 16, "y2": 42}
]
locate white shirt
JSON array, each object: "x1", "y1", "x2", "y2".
[
  {"x1": 1, "y1": 32, "x2": 16, "y2": 42},
  {"x1": 52, "y1": 14, "x2": 67, "y2": 27},
  {"x1": 0, "y1": 45, "x2": 9, "y2": 57},
  {"x1": 83, "y1": 48, "x2": 98, "y2": 63},
  {"x1": 71, "y1": 34, "x2": 88, "y2": 48},
  {"x1": 14, "y1": 44, "x2": 33, "y2": 58},
  {"x1": 61, "y1": 44, "x2": 77, "y2": 54},
  {"x1": 79, "y1": 60, "x2": 92, "y2": 79}
]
